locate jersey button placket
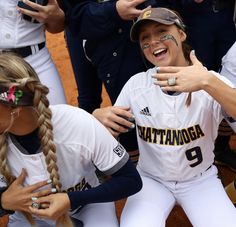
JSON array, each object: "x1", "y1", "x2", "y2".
[{"x1": 106, "y1": 73, "x2": 111, "y2": 84}]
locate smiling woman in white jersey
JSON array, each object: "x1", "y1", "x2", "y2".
[{"x1": 93, "y1": 7, "x2": 236, "y2": 227}]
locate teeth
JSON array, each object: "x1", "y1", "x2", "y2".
[{"x1": 153, "y1": 48, "x2": 166, "y2": 55}]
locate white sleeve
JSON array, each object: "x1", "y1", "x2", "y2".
[
  {"x1": 220, "y1": 42, "x2": 236, "y2": 86},
  {"x1": 89, "y1": 115, "x2": 129, "y2": 175},
  {"x1": 213, "y1": 70, "x2": 236, "y2": 132}
]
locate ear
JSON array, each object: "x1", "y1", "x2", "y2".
[{"x1": 178, "y1": 29, "x2": 187, "y2": 42}]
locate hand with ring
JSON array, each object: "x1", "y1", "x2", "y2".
[
  {"x1": 167, "y1": 77, "x2": 176, "y2": 86},
  {"x1": 29, "y1": 193, "x2": 71, "y2": 221},
  {"x1": 1, "y1": 169, "x2": 55, "y2": 213},
  {"x1": 152, "y1": 50, "x2": 211, "y2": 92},
  {"x1": 31, "y1": 197, "x2": 41, "y2": 209}
]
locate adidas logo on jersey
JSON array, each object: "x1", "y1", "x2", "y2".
[{"x1": 140, "y1": 107, "x2": 151, "y2": 116}]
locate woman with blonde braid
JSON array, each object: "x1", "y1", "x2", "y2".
[{"x1": 0, "y1": 53, "x2": 142, "y2": 227}]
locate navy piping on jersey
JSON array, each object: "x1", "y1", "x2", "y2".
[
  {"x1": 68, "y1": 159, "x2": 142, "y2": 211},
  {"x1": 9, "y1": 128, "x2": 40, "y2": 154},
  {"x1": 9, "y1": 131, "x2": 142, "y2": 211}
]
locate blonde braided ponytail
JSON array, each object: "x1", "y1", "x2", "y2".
[
  {"x1": 0, "y1": 134, "x2": 15, "y2": 184},
  {"x1": 0, "y1": 54, "x2": 73, "y2": 226}
]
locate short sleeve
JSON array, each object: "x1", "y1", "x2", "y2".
[{"x1": 89, "y1": 115, "x2": 129, "y2": 175}]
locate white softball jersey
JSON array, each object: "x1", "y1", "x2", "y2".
[
  {"x1": 220, "y1": 41, "x2": 236, "y2": 132},
  {"x1": 115, "y1": 67, "x2": 234, "y2": 182},
  {"x1": 221, "y1": 41, "x2": 236, "y2": 87},
  {"x1": 0, "y1": 104, "x2": 128, "y2": 192},
  {"x1": 0, "y1": 0, "x2": 45, "y2": 48}
]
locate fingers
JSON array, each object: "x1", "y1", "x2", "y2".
[
  {"x1": 31, "y1": 187, "x2": 57, "y2": 199},
  {"x1": 116, "y1": 0, "x2": 144, "y2": 20},
  {"x1": 152, "y1": 72, "x2": 178, "y2": 83},
  {"x1": 40, "y1": 203, "x2": 50, "y2": 209},
  {"x1": 33, "y1": 194, "x2": 52, "y2": 205},
  {"x1": 112, "y1": 106, "x2": 133, "y2": 119},
  {"x1": 29, "y1": 206, "x2": 50, "y2": 219},
  {"x1": 25, "y1": 179, "x2": 52, "y2": 193},
  {"x1": 106, "y1": 109, "x2": 135, "y2": 133},
  {"x1": 153, "y1": 80, "x2": 180, "y2": 92},
  {"x1": 105, "y1": 117, "x2": 130, "y2": 133},
  {"x1": 155, "y1": 66, "x2": 181, "y2": 74},
  {"x1": 94, "y1": 106, "x2": 135, "y2": 135},
  {"x1": 22, "y1": 0, "x2": 45, "y2": 11},
  {"x1": 17, "y1": 0, "x2": 43, "y2": 14},
  {"x1": 190, "y1": 50, "x2": 202, "y2": 66},
  {"x1": 14, "y1": 168, "x2": 27, "y2": 186}
]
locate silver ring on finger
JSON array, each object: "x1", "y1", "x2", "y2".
[
  {"x1": 167, "y1": 77, "x2": 176, "y2": 86},
  {"x1": 31, "y1": 202, "x2": 41, "y2": 209}
]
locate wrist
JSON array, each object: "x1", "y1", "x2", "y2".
[
  {"x1": 201, "y1": 71, "x2": 215, "y2": 90},
  {"x1": 0, "y1": 187, "x2": 14, "y2": 216}
]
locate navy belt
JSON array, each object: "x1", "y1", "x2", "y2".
[{"x1": 0, "y1": 42, "x2": 45, "y2": 58}]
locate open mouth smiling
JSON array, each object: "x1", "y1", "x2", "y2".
[{"x1": 153, "y1": 48, "x2": 167, "y2": 57}]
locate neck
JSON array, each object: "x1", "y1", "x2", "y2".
[
  {"x1": 176, "y1": 50, "x2": 191, "y2": 67},
  {"x1": 9, "y1": 107, "x2": 39, "y2": 135}
]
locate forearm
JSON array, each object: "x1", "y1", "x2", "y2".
[{"x1": 67, "y1": 159, "x2": 142, "y2": 210}]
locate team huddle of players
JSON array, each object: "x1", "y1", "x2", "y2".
[{"x1": 0, "y1": 1, "x2": 236, "y2": 227}]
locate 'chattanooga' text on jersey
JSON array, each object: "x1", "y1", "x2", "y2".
[{"x1": 137, "y1": 124, "x2": 205, "y2": 145}]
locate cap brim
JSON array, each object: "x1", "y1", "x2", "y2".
[{"x1": 130, "y1": 18, "x2": 175, "y2": 42}]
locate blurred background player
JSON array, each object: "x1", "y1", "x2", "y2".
[{"x1": 0, "y1": 0, "x2": 66, "y2": 104}]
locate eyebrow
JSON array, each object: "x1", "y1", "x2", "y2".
[{"x1": 139, "y1": 23, "x2": 167, "y2": 33}]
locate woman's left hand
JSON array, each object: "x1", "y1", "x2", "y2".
[
  {"x1": 153, "y1": 50, "x2": 214, "y2": 92},
  {"x1": 29, "y1": 193, "x2": 71, "y2": 221}
]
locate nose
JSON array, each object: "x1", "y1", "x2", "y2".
[{"x1": 150, "y1": 37, "x2": 161, "y2": 46}]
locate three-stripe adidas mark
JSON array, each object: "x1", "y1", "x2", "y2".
[{"x1": 140, "y1": 107, "x2": 151, "y2": 116}]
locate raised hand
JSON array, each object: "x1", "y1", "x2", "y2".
[
  {"x1": 17, "y1": 0, "x2": 64, "y2": 33},
  {"x1": 116, "y1": 0, "x2": 150, "y2": 20},
  {"x1": 153, "y1": 50, "x2": 213, "y2": 92},
  {"x1": 93, "y1": 106, "x2": 135, "y2": 137},
  {"x1": 1, "y1": 169, "x2": 53, "y2": 213}
]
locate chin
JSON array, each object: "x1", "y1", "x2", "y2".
[{"x1": 155, "y1": 61, "x2": 170, "y2": 67}]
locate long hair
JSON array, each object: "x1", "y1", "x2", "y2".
[
  {"x1": 174, "y1": 9, "x2": 192, "y2": 106},
  {"x1": 0, "y1": 53, "x2": 73, "y2": 227}
]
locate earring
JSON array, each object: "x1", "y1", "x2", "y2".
[{"x1": 10, "y1": 111, "x2": 19, "y2": 118}]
